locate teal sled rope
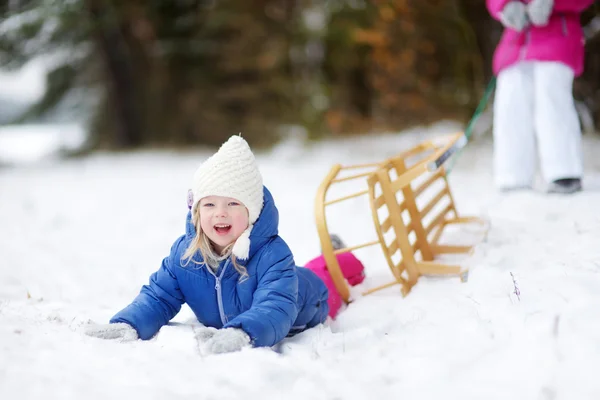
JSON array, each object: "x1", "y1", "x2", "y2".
[{"x1": 445, "y1": 76, "x2": 496, "y2": 175}]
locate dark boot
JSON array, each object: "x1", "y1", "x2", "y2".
[{"x1": 548, "y1": 178, "x2": 582, "y2": 194}]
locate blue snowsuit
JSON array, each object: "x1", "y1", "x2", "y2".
[{"x1": 111, "y1": 187, "x2": 329, "y2": 347}]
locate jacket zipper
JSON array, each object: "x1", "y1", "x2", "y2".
[
  {"x1": 561, "y1": 15, "x2": 568, "y2": 36},
  {"x1": 206, "y1": 259, "x2": 230, "y2": 326},
  {"x1": 519, "y1": 29, "x2": 530, "y2": 61}
]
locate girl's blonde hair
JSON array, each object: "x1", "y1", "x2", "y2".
[{"x1": 182, "y1": 206, "x2": 248, "y2": 280}]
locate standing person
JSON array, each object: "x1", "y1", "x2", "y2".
[
  {"x1": 85, "y1": 135, "x2": 329, "y2": 354},
  {"x1": 487, "y1": 0, "x2": 594, "y2": 193}
]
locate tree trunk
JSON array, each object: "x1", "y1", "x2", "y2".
[{"x1": 86, "y1": 0, "x2": 142, "y2": 148}]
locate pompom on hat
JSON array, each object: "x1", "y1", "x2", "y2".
[{"x1": 190, "y1": 134, "x2": 264, "y2": 260}]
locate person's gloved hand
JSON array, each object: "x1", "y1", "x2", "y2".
[
  {"x1": 199, "y1": 328, "x2": 251, "y2": 354},
  {"x1": 194, "y1": 326, "x2": 219, "y2": 341},
  {"x1": 84, "y1": 322, "x2": 139, "y2": 341},
  {"x1": 500, "y1": 2, "x2": 529, "y2": 32},
  {"x1": 527, "y1": 0, "x2": 553, "y2": 27}
]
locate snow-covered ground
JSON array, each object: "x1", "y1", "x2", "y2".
[{"x1": 2, "y1": 122, "x2": 600, "y2": 400}]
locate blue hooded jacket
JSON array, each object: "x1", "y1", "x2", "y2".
[{"x1": 111, "y1": 187, "x2": 329, "y2": 347}]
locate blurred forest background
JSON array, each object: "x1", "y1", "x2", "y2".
[{"x1": 0, "y1": 0, "x2": 599, "y2": 149}]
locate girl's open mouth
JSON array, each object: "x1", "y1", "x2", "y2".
[{"x1": 214, "y1": 224, "x2": 232, "y2": 235}]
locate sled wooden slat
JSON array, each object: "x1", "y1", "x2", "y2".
[
  {"x1": 430, "y1": 244, "x2": 473, "y2": 255},
  {"x1": 333, "y1": 240, "x2": 380, "y2": 255},
  {"x1": 413, "y1": 170, "x2": 444, "y2": 197},
  {"x1": 381, "y1": 216, "x2": 392, "y2": 232},
  {"x1": 373, "y1": 193, "x2": 386, "y2": 209},
  {"x1": 332, "y1": 171, "x2": 374, "y2": 183},
  {"x1": 324, "y1": 189, "x2": 369, "y2": 206},
  {"x1": 387, "y1": 238, "x2": 399, "y2": 256},
  {"x1": 314, "y1": 132, "x2": 488, "y2": 303},
  {"x1": 405, "y1": 220, "x2": 414, "y2": 235},
  {"x1": 315, "y1": 164, "x2": 352, "y2": 301},
  {"x1": 419, "y1": 188, "x2": 450, "y2": 220},
  {"x1": 362, "y1": 280, "x2": 403, "y2": 296},
  {"x1": 445, "y1": 216, "x2": 484, "y2": 225},
  {"x1": 417, "y1": 261, "x2": 464, "y2": 277},
  {"x1": 341, "y1": 162, "x2": 381, "y2": 169},
  {"x1": 411, "y1": 239, "x2": 421, "y2": 255},
  {"x1": 425, "y1": 203, "x2": 454, "y2": 236}
]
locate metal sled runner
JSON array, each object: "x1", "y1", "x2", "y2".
[{"x1": 314, "y1": 132, "x2": 488, "y2": 303}]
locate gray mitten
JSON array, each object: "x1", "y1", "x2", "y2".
[
  {"x1": 194, "y1": 326, "x2": 219, "y2": 341},
  {"x1": 203, "y1": 328, "x2": 251, "y2": 354},
  {"x1": 500, "y1": 1, "x2": 529, "y2": 32},
  {"x1": 84, "y1": 322, "x2": 139, "y2": 341},
  {"x1": 527, "y1": 0, "x2": 553, "y2": 26}
]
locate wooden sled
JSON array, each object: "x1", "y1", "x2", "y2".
[{"x1": 314, "y1": 132, "x2": 488, "y2": 303}]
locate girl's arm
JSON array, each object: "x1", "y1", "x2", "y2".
[
  {"x1": 223, "y1": 245, "x2": 299, "y2": 347},
  {"x1": 110, "y1": 236, "x2": 186, "y2": 340}
]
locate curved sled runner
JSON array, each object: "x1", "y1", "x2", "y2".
[{"x1": 315, "y1": 132, "x2": 488, "y2": 302}]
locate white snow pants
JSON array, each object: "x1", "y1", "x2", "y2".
[{"x1": 493, "y1": 61, "x2": 583, "y2": 188}]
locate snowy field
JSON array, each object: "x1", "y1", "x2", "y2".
[{"x1": 2, "y1": 123, "x2": 600, "y2": 400}]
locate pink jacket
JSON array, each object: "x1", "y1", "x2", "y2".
[
  {"x1": 487, "y1": 0, "x2": 593, "y2": 76},
  {"x1": 304, "y1": 252, "x2": 365, "y2": 319}
]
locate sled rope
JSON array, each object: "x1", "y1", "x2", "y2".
[{"x1": 446, "y1": 76, "x2": 496, "y2": 175}]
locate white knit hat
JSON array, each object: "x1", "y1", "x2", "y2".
[{"x1": 191, "y1": 135, "x2": 264, "y2": 260}]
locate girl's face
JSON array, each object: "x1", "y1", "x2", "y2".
[{"x1": 198, "y1": 196, "x2": 249, "y2": 254}]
